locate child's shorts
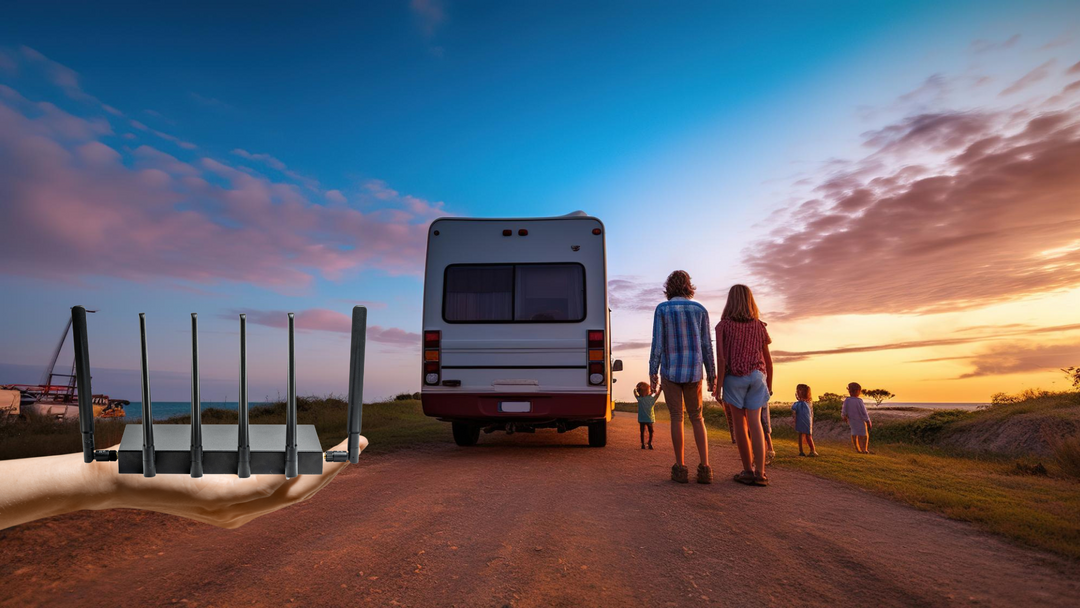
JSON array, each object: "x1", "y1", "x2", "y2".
[
  {"x1": 848, "y1": 420, "x2": 868, "y2": 437},
  {"x1": 722, "y1": 370, "x2": 769, "y2": 410}
]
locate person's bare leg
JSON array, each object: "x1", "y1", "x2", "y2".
[
  {"x1": 850, "y1": 435, "x2": 859, "y2": 452},
  {"x1": 807, "y1": 435, "x2": 817, "y2": 454},
  {"x1": 762, "y1": 407, "x2": 774, "y2": 453},
  {"x1": 860, "y1": 434, "x2": 870, "y2": 453},
  {"x1": 724, "y1": 403, "x2": 736, "y2": 444},
  {"x1": 747, "y1": 409, "x2": 766, "y2": 477},
  {"x1": 663, "y1": 382, "x2": 685, "y2": 466},
  {"x1": 640, "y1": 423, "x2": 646, "y2": 447},
  {"x1": 730, "y1": 406, "x2": 753, "y2": 472},
  {"x1": 647, "y1": 423, "x2": 654, "y2": 447},
  {"x1": 798, "y1": 433, "x2": 805, "y2": 455},
  {"x1": 691, "y1": 417, "x2": 709, "y2": 467}
]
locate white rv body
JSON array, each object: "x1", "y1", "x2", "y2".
[{"x1": 420, "y1": 212, "x2": 617, "y2": 446}]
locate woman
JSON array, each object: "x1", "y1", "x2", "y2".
[{"x1": 713, "y1": 284, "x2": 773, "y2": 486}]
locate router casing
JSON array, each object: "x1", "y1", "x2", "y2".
[{"x1": 118, "y1": 424, "x2": 324, "y2": 475}]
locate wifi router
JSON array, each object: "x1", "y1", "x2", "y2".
[{"x1": 71, "y1": 304, "x2": 367, "y2": 475}]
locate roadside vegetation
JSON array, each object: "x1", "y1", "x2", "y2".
[{"x1": 0, "y1": 397, "x2": 446, "y2": 461}]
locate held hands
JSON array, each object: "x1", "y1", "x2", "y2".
[{"x1": 650, "y1": 374, "x2": 659, "y2": 395}]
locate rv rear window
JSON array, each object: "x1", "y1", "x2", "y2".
[{"x1": 443, "y1": 263, "x2": 586, "y2": 323}]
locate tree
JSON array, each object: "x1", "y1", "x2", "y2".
[
  {"x1": 1063, "y1": 367, "x2": 1080, "y2": 391},
  {"x1": 817, "y1": 392, "x2": 844, "y2": 407},
  {"x1": 863, "y1": 389, "x2": 895, "y2": 407}
]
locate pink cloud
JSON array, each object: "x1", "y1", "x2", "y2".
[
  {"x1": 957, "y1": 341, "x2": 1080, "y2": 378},
  {"x1": 0, "y1": 87, "x2": 439, "y2": 291},
  {"x1": 1000, "y1": 60, "x2": 1056, "y2": 96},
  {"x1": 746, "y1": 68, "x2": 1080, "y2": 318},
  {"x1": 971, "y1": 34, "x2": 1021, "y2": 54},
  {"x1": 1069, "y1": 60, "x2": 1080, "y2": 75},
  {"x1": 236, "y1": 308, "x2": 419, "y2": 346}
]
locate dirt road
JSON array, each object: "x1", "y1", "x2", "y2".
[{"x1": 2, "y1": 413, "x2": 1078, "y2": 607}]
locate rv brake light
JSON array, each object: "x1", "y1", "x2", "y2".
[
  {"x1": 502, "y1": 229, "x2": 512, "y2": 236},
  {"x1": 592, "y1": 228, "x2": 602, "y2": 235},
  {"x1": 587, "y1": 329, "x2": 605, "y2": 385},
  {"x1": 423, "y1": 330, "x2": 441, "y2": 385},
  {"x1": 518, "y1": 229, "x2": 528, "y2": 236}
]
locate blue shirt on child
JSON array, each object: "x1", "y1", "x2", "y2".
[
  {"x1": 791, "y1": 400, "x2": 813, "y2": 434},
  {"x1": 636, "y1": 394, "x2": 658, "y2": 423}
]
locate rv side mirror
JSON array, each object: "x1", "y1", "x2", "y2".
[{"x1": 611, "y1": 359, "x2": 623, "y2": 372}]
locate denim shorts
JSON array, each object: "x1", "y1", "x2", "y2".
[{"x1": 722, "y1": 370, "x2": 770, "y2": 411}]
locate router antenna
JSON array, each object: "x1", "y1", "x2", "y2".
[
  {"x1": 237, "y1": 314, "x2": 251, "y2": 478},
  {"x1": 138, "y1": 313, "x2": 156, "y2": 477},
  {"x1": 346, "y1": 306, "x2": 367, "y2": 463},
  {"x1": 189, "y1": 313, "x2": 204, "y2": 477},
  {"x1": 71, "y1": 306, "x2": 117, "y2": 463},
  {"x1": 284, "y1": 312, "x2": 299, "y2": 479},
  {"x1": 326, "y1": 305, "x2": 367, "y2": 464}
]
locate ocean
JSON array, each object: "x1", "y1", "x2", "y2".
[{"x1": 121, "y1": 401, "x2": 270, "y2": 421}]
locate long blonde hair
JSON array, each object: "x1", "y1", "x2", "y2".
[{"x1": 721, "y1": 284, "x2": 760, "y2": 322}]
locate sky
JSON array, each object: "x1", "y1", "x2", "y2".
[{"x1": 1, "y1": 0, "x2": 1079, "y2": 403}]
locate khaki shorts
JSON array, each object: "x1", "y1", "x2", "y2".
[{"x1": 662, "y1": 379, "x2": 703, "y2": 422}]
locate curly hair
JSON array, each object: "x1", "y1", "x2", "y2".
[
  {"x1": 634, "y1": 381, "x2": 651, "y2": 397},
  {"x1": 663, "y1": 270, "x2": 695, "y2": 300}
]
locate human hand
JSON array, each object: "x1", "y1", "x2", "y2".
[
  {"x1": 650, "y1": 374, "x2": 659, "y2": 394},
  {"x1": 0, "y1": 436, "x2": 366, "y2": 531}
]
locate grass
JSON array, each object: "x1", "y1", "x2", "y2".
[
  {"x1": 619, "y1": 397, "x2": 1080, "y2": 559},
  {"x1": 0, "y1": 397, "x2": 447, "y2": 461}
]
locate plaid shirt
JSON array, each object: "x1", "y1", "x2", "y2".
[{"x1": 649, "y1": 297, "x2": 716, "y2": 384}]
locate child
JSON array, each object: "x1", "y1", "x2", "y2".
[
  {"x1": 791, "y1": 384, "x2": 818, "y2": 457},
  {"x1": 634, "y1": 381, "x2": 658, "y2": 450},
  {"x1": 841, "y1": 382, "x2": 872, "y2": 453}
]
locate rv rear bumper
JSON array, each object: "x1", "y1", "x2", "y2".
[{"x1": 422, "y1": 392, "x2": 609, "y2": 422}]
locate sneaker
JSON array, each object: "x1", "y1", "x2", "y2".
[
  {"x1": 766, "y1": 450, "x2": 775, "y2": 465},
  {"x1": 671, "y1": 464, "x2": 689, "y2": 483},
  {"x1": 697, "y1": 463, "x2": 714, "y2": 484}
]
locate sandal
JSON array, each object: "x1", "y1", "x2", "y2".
[
  {"x1": 697, "y1": 463, "x2": 714, "y2": 484},
  {"x1": 733, "y1": 471, "x2": 755, "y2": 485},
  {"x1": 765, "y1": 450, "x2": 775, "y2": 465},
  {"x1": 752, "y1": 474, "x2": 770, "y2": 487},
  {"x1": 671, "y1": 464, "x2": 689, "y2": 484}
]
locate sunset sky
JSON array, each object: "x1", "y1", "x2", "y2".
[{"x1": 2, "y1": 1, "x2": 1079, "y2": 403}]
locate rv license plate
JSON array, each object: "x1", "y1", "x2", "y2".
[{"x1": 499, "y1": 401, "x2": 531, "y2": 413}]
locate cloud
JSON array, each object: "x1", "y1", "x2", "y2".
[
  {"x1": 235, "y1": 308, "x2": 419, "y2": 346},
  {"x1": 970, "y1": 34, "x2": 1021, "y2": 54},
  {"x1": 956, "y1": 341, "x2": 1080, "y2": 378},
  {"x1": 0, "y1": 86, "x2": 441, "y2": 291},
  {"x1": 1070, "y1": 60, "x2": 1080, "y2": 75},
  {"x1": 232, "y1": 148, "x2": 318, "y2": 190},
  {"x1": 746, "y1": 65, "x2": 1080, "y2": 319},
  {"x1": 410, "y1": 0, "x2": 445, "y2": 37},
  {"x1": 130, "y1": 118, "x2": 196, "y2": 150},
  {"x1": 608, "y1": 277, "x2": 665, "y2": 312},
  {"x1": 771, "y1": 323, "x2": 1080, "y2": 364},
  {"x1": 1000, "y1": 60, "x2": 1056, "y2": 96},
  {"x1": 189, "y1": 91, "x2": 232, "y2": 110}
]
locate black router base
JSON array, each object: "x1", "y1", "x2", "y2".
[{"x1": 117, "y1": 424, "x2": 324, "y2": 475}]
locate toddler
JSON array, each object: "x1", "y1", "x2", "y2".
[
  {"x1": 634, "y1": 381, "x2": 658, "y2": 450},
  {"x1": 841, "y1": 382, "x2": 872, "y2": 453},
  {"x1": 791, "y1": 384, "x2": 817, "y2": 457}
]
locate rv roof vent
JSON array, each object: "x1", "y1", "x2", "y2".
[{"x1": 562, "y1": 210, "x2": 589, "y2": 217}]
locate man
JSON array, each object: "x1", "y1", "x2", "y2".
[{"x1": 649, "y1": 270, "x2": 716, "y2": 484}]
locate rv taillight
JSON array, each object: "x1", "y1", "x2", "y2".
[
  {"x1": 502, "y1": 229, "x2": 512, "y2": 236},
  {"x1": 587, "y1": 330, "x2": 604, "y2": 348},
  {"x1": 592, "y1": 228, "x2": 602, "y2": 235},
  {"x1": 424, "y1": 331, "x2": 440, "y2": 349},
  {"x1": 587, "y1": 329, "x2": 605, "y2": 385},
  {"x1": 518, "y1": 229, "x2": 528, "y2": 236},
  {"x1": 423, "y1": 330, "x2": 441, "y2": 385}
]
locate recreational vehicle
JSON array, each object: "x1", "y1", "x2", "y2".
[{"x1": 420, "y1": 212, "x2": 622, "y2": 446}]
